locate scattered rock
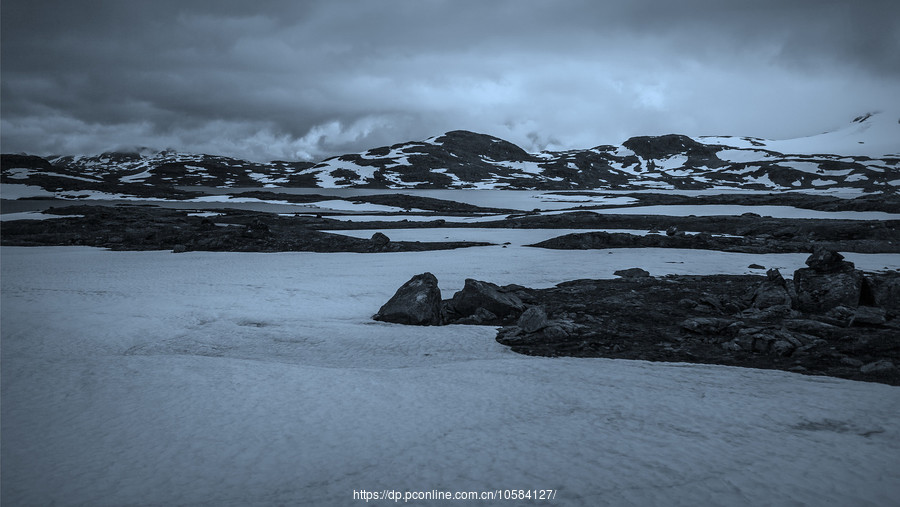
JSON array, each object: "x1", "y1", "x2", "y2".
[
  {"x1": 373, "y1": 272, "x2": 443, "y2": 325},
  {"x1": 748, "y1": 264, "x2": 765, "y2": 269},
  {"x1": 821, "y1": 305, "x2": 856, "y2": 327},
  {"x1": 782, "y1": 319, "x2": 840, "y2": 337},
  {"x1": 851, "y1": 306, "x2": 887, "y2": 326},
  {"x1": 370, "y1": 232, "x2": 390, "y2": 248},
  {"x1": 445, "y1": 279, "x2": 525, "y2": 324},
  {"x1": 681, "y1": 317, "x2": 733, "y2": 335},
  {"x1": 840, "y1": 357, "x2": 864, "y2": 367},
  {"x1": 863, "y1": 272, "x2": 900, "y2": 315},
  {"x1": 750, "y1": 269, "x2": 793, "y2": 310},
  {"x1": 805, "y1": 246, "x2": 852, "y2": 272},
  {"x1": 518, "y1": 306, "x2": 550, "y2": 333},
  {"x1": 614, "y1": 267, "x2": 650, "y2": 278},
  {"x1": 678, "y1": 298, "x2": 699, "y2": 309},
  {"x1": 860, "y1": 360, "x2": 896, "y2": 374},
  {"x1": 543, "y1": 325, "x2": 569, "y2": 340},
  {"x1": 794, "y1": 251, "x2": 864, "y2": 313},
  {"x1": 453, "y1": 307, "x2": 499, "y2": 325},
  {"x1": 172, "y1": 244, "x2": 187, "y2": 253},
  {"x1": 772, "y1": 340, "x2": 796, "y2": 356}
]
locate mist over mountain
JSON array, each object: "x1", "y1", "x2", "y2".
[{"x1": 3, "y1": 111, "x2": 899, "y2": 196}]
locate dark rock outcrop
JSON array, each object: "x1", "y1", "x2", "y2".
[
  {"x1": 373, "y1": 273, "x2": 443, "y2": 325},
  {"x1": 851, "y1": 306, "x2": 887, "y2": 326},
  {"x1": 614, "y1": 267, "x2": 650, "y2": 278},
  {"x1": 518, "y1": 306, "x2": 550, "y2": 333},
  {"x1": 750, "y1": 269, "x2": 793, "y2": 310},
  {"x1": 804, "y1": 247, "x2": 854, "y2": 272},
  {"x1": 863, "y1": 272, "x2": 900, "y2": 316},
  {"x1": 793, "y1": 248, "x2": 864, "y2": 313},
  {"x1": 444, "y1": 279, "x2": 525, "y2": 325},
  {"x1": 373, "y1": 266, "x2": 900, "y2": 385},
  {"x1": 371, "y1": 232, "x2": 391, "y2": 250}
]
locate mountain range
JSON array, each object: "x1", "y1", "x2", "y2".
[{"x1": 2, "y1": 111, "x2": 898, "y2": 195}]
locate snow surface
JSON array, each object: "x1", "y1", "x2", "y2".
[
  {"x1": 701, "y1": 110, "x2": 900, "y2": 158},
  {"x1": 2, "y1": 246, "x2": 900, "y2": 506},
  {"x1": 319, "y1": 213, "x2": 508, "y2": 223},
  {"x1": 580, "y1": 205, "x2": 900, "y2": 221},
  {"x1": 327, "y1": 228, "x2": 663, "y2": 246},
  {"x1": 4, "y1": 168, "x2": 103, "y2": 183},
  {"x1": 1, "y1": 183, "x2": 57, "y2": 199},
  {"x1": 0, "y1": 211, "x2": 84, "y2": 222},
  {"x1": 716, "y1": 149, "x2": 774, "y2": 163}
]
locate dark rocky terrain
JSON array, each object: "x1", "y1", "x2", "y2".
[
  {"x1": 529, "y1": 227, "x2": 900, "y2": 254},
  {"x1": 0, "y1": 206, "x2": 490, "y2": 253},
  {"x1": 4, "y1": 201, "x2": 899, "y2": 256},
  {"x1": 374, "y1": 248, "x2": 900, "y2": 386}
]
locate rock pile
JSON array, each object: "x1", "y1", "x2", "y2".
[
  {"x1": 793, "y1": 247, "x2": 864, "y2": 313},
  {"x1": 373, "y1": 275, "x2": 527, "y2": 326}
]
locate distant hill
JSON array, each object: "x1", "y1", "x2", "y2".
[{"x1": 3, "y1": 111, "x2": 898, "y2": 195}]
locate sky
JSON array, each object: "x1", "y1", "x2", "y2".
[{"x1": 2, "y1": 0, "x2": 899, "y2": 162}]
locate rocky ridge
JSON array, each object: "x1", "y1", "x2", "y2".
[{"x1": 3, "y1": 112, "x2": 898, "y2": 194}]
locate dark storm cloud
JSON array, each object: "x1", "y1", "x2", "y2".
[{"x1": 2, "y1": 0, "x2": 898, "y2": 161}]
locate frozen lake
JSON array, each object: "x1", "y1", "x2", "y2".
[
  {"x1": 2, "y1": 246, "x2": 900, "y2": 506},
  {"x1": 4, "y1": 185, "x2": 899, "y2": 220}
]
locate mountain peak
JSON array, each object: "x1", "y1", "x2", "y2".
[{"x1": 434, "y1": 130, "x2": 535, "y2": 162}]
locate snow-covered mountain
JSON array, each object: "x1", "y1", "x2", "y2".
[{"x1": 2, "y1": 112, "x2": 898, "y2": 194}]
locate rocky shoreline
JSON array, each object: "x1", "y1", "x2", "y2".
[
  {"x1": 529, "y1": 228, "x2": 900, "y2": 254},
  {"x1": 0, "y1": 205, "x2": 490, "y2": 253},
  {"x1": 3, "y1": 203, "x2": 899, "y2": 255},
  {"x1": 373, "y1": 248, "x2": 900, "y2": 386}
]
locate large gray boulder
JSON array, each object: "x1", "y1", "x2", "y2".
[
  {"x1": 373, "y1": 272, "x2": 443, "y2": 325},
  {"x1": 793, "y1": 249, "x2": 863, "y2": 314},
  {"x1": 750, "y1": 269, "x2": 793, "y2": 310},
  {"x1": 614, "y1": 267, "x2": 650, "y2": 278},
  {"x1": 518, "y1": 306, "x2": 550, "y2": 333},
  {"x1": 445, "y1": 279, "x2": 525, "y2": 324},
  {"x1": 804, "y1": 247, "x2": 853, "y2": 272},
  {"x1": 863, "y1": 272, "x2": 900, "y2": 316}
]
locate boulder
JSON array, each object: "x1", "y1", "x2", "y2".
[
  {"x1": 445, "y1": 279, "x2": 525, "y2": 324},
  {"x1": 681, "y1": 317, "x2": 733, "y2": 335},
  {"x1": 518, "y1": 306, "x2": 550, "y2": 333},
  {"x1": 863, "y1": 272, "x2": 900, "y2": 315},
  {"x1": 371, "y1": 232, "x2": 390, "y2": 249},
  {"x1": 750, "y1": 269, "x2": 793, "y2": 310},
  {"x1": 373, "y1": 272, "x2": 443, "y2": 325},
  {"x1": 851, "y1": 306, "x2": 887, "y2": 327},
  {"x1": 543, "y1": 325, "x2": 569, "y2": 340},
  {"x1": 822, "y1": 305, "x2": 856, "y2": 327},
  {"x1": 614, "y1": 267, "x2": 650, "y2": 278},
  {"x1": 453, "y1": 307, "x2": 499, "y2": 325},
  {"x1": 793, "y1": 251, "x2": 863, "y2": 314},
  {"x1": 804, "y1": 246, "x2": 855, "y2": 273},
  {"x1": 860, "y1": 360, "x2": 896, "y2": 374}
]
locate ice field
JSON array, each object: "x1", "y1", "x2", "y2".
[{"x1": 2, "y1": 245, "x2": 900, "y2": 506}]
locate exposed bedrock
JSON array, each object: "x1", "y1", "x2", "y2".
[{"x1": 372, "y1": 250, "x2": 900, "y2": 385}]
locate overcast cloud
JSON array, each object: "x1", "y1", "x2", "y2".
[{"x1": 2, "y1": 0, "x2": 898, "y2": 162}]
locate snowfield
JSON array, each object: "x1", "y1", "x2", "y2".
[{"x1": 2, "y1": 246, "x2": 900, "y2": 506}]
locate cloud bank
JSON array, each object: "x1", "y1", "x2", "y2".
[{"x1": 2, "y1": 0, "x2": 898, "y2": 161}]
